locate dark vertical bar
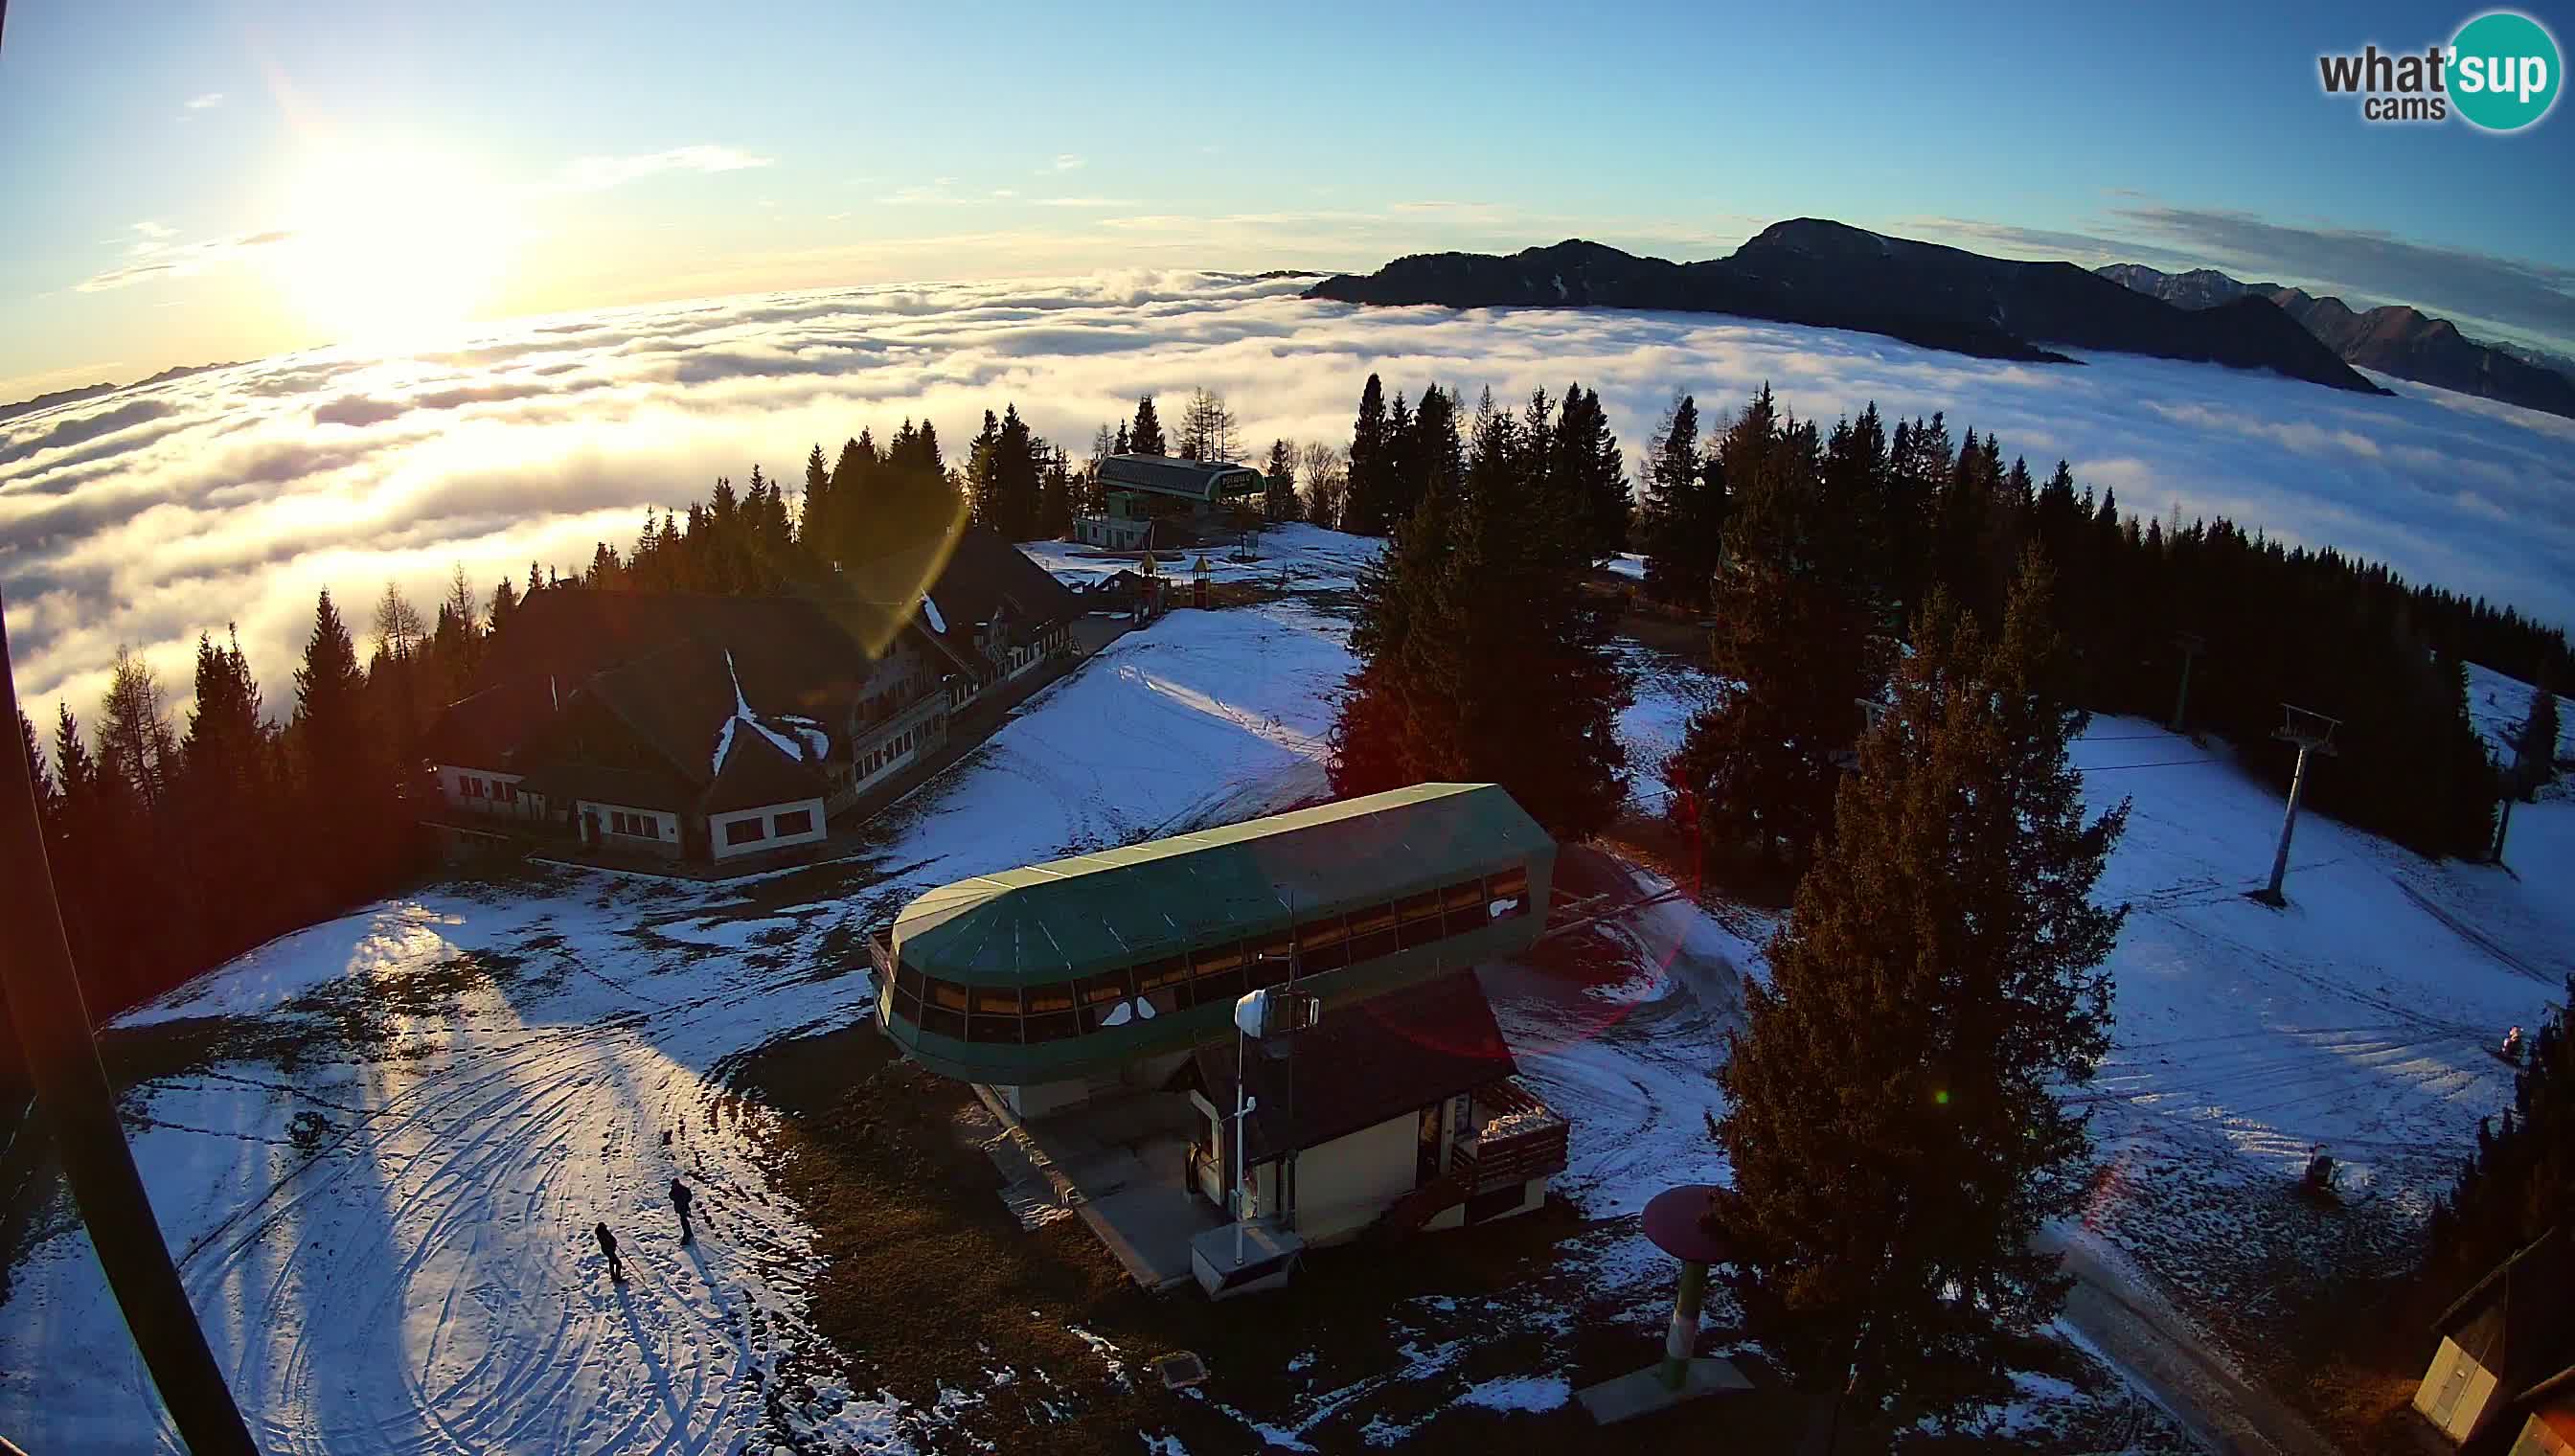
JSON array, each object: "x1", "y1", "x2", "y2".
[{"x1": 0, "y1": 602, "x2": 260, "y2": 1454}]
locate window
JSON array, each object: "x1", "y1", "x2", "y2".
[
  {"x1": 725, "y1": 818, "x2": 766, "y2": 846},
  {"x1": 1076, "y1": 967, "x2": 1132, "y2": 1033},
  {"x1": 1397, "y1": 889, "x2": 1447, "y2": 949},
  {"x1": 1134, "y1": 954, "x2": 1192, "y2": 1012},
  {"x1": 1345, "y1": 901, "x2": 1400, "y2": 964},
  {"x1": 1023, "y1": 986, "x2": 1078, "y2": 1042},
  {"x1": 1295, "y1": 916, "x2": 1349, "y2": 974},
  {"x1": 1489, "y1": 865, "x2": 1532, "y2": 920},
  {"x1": 1191, "y1": 943, "x2": 1246, "y2": 1004},
  {"x1": 774, "y1": 808, "x2": 813, "y2": 836},
  {"x1": 501, "y1": 782, "x2": 519, "y2": 805},
  {"x1": 921, "y1": 977, "x2": 968, "y2": 1039}
]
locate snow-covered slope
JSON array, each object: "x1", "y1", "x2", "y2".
[{"x1": 2, "y1": 539, "x2": 2564, "y2": 1451}]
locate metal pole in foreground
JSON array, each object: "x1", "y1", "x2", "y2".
[
  {"x1": 0, "y1": 603, "x2": 259, "y2": 1455},
  {"x1": 1659, "y1": 1259, "x2": 1708, "y2": 1390}
]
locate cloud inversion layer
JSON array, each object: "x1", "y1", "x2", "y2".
[{"x1": 3, "y1": 273, "x2": 2569, "y2": 720}]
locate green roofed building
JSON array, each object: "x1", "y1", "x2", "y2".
[
  {"x1": 1073, "y1": 453, "x2": 1264, "y2": 550},
  {"x1": 871, "y1": 783, "x2": 1557, "y2": 1103}
]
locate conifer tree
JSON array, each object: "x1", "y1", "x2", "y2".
[
  {"x1": 294, "y1": 589, "x2": 384, "y2": 899},
  {"x1": 1342, "y1": 375, "x2": 1393, "y2": 535},
  {"x1": 1128, "y1": 396, "x2": 1167, "y2": 456},
  {"x1": 1548, "y1": 383, "x2": 1629, "y2": 564},
  {"x1": 2514, "y1": 675, "x2": 2561, "y2": 799},
  {"x1": 2429, "y1": 975, "x2": 2570, "y2": 1275},
  {"x1": 1710, "y1": 557, "x2": 2129, "y2": 1422},
  {"x1": 993, "y1": 405, "x2": 1040, "y2": 540},
  {"x1": 1262, "y1": 439, "x2": 1300, "y2": 522},
  {"x1": 1665, "y1": 390, "x2": 1873, "y2": 871},
  {"x1": 1038, "y1": 444, "x2": 1074, "y2": 538},
  {"x1": 49, "y1": 703, "x2": 117, "y2": 999},
  {"x1": 1330, "y1": 391, "x2": 1630, "y2": 838},
  {"x1": 1638, "y1": 394, "x2": 1719, "y2": 607},
  {"x1": 16, "y1": 706, "x2": 57, "y2": 836}
]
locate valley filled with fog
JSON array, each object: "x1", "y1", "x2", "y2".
[{"x1": 4, "y1": 269, "x2": 2569, "y2": 717}]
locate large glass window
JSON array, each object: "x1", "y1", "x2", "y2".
[
  {"x1": 1295, "y1": 915, "x2": 1349, "y2": 974},
  {"x1": 1134, "y1": 954, "x2": 1192, "y2": 1013},
  {"x1": 1024, "y1": 986, "x2": 1078, "y2": 1043},
  {"x1": 1191, "y1": 943, "x2": 1245, "y2": 1005},
  {"x1": 1346, "y1": 900, "x2": 1400, "y2": 964},
  {"x1": 1397, "y1": 889, "x2": 1446, "y2": 949},
  {"x1": 968, "y1": 986, "x2": 1023, "y2": 1044},
  {"x1": 921, "y1": 978, "x2": 968, "y2": 1038},
  {"x1": 725, "y1": 818, "x2": 765, "y2": 846},
  {"x1": 1442, "y1": 877, "x2": 1487, "y2": 933},
  {"x1": 1076, "y1": 967, "x2": 1132, "y2": 1033}
]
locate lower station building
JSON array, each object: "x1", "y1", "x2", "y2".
[
  {"x1": 872, "y1": 783, "x2": 1572, "y2": 1276},
  {"x1": 1072, "y1": 453, "x2": 1263, "y2": 550}
]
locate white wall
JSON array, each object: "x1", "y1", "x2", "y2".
[
  {"x1": 708, "y1": 796, "x2": 828, "y2": 861},
  {"x1": 1255, "y1": 1113, "x2": 1419, "y2": 1246},
  {"x1": 577, "y1": 800, "x2": 682, "y2": 858},
  {"x1": 438, "y1": 765, "x2": 546, "y2": 821}
]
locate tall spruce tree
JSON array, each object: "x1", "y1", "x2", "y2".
[
  {"x1": 1343, "y1": 375, "x2": 1393, "y2": 535},
  {"x1": 2514, "y1": 675, "x2": 2561, "y2": 799},
  {"x1": 1665, "y1": 391, "x2": 1876, "y2": 871},
  {"x1": 1261, "y1": 439, "x2": 1300, "y2": 523},
  {"x1": 1128, "y1": 396, "x2": 1167, "y2": 456},
  {"x1": 1549, "y1": 383, "x2": 1629, "y2": 564},
  {"x1": 293, "y1": 588, "x2": 383, "y2": 900},
  {"x1": 1329, "y1": 391, "x2": 1630, "y2": 838},
  {"x1": 1638, "y1": 394, "x2": 1720, "y2": 607},
  {"x1": 1710, "y1": 557, "x2": 2129, "y2": 1422}
]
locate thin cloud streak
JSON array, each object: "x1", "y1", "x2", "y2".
[
  {"x1": 74, "y1": 229, "x2": 297, "y2": 293},
  {"x1": 550, "y1": 145, "x2": 776, "y2": 193}
]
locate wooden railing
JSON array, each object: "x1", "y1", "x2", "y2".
[
  {"x1": 867, "y1": 930, "x2": 896, "y2": 983},
  {"x1": 1450, "y1": 1080, "x2": 1570, "y2": 1194}
]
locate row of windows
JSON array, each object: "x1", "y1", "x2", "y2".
[
  {"x1": 858, "y1": 722, "x2": 934, "y2": 782},
  {"x1": 606, "y1": 809, "x2": 661, "y2": 840},
  {"x1": 459, "y1": 775, "x2": 521, "y2": 805},
  {"x1": 724, "y1": 807, "x2": 818, "y2": 847},
  {"x1": 886, "y1": 866, "x2": 1531, "y2": 1047}
]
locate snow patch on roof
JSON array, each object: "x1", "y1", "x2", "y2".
[{"x1": 713, "y1": 648, "x2": 825, "y2": 771}]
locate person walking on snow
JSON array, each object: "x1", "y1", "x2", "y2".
[
  {"x1": 670, "y1": 1177, "x2": 695, "y2": 1246},
  {"x1": 595, "y1": 1220, "x2": 625, "y2": 1282}
]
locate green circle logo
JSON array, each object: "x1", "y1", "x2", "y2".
[{"x1": 2450, "y1": 11, "x2": 2561, "y2": 130}]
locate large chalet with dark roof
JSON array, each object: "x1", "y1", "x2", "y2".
[{"x1": 427, "y1": 524, "x2": 1078, "y2": 862}]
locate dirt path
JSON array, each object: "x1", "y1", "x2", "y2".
[{"x1": 2043, "y1": 1231, "x2": 2342, "y2": 1456}]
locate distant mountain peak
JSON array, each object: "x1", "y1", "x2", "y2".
[
  {"x1": 2097, "y1": 263, "x2": 2575, "y2": 419},
  {"x1": 1307, "y1": 223, "x2": 2384, "y2": 394}
]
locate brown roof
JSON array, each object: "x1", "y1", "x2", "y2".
[{"x1": 1193, "y1": 970, "x2": 1518, "y2": 1164}]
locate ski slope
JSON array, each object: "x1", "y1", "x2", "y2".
[{"x1": 0, "y1": 534, "x2": 2566, "y2": 1451}]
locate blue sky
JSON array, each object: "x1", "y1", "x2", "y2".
[{"x1": 2, "y1": 0, "x2": 2570, "y2": 397}]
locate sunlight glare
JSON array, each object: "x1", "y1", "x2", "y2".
[{"x1": 274, "y1": 144, "x2": 512, "y2": 349}]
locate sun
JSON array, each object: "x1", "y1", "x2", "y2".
[{"x1": 273, "y1": 144, "x2": 512, "y2": 349}]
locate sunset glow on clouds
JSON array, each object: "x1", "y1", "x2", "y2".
[{"x1": 3, "y1": 272, "x2": 2569, "y2": 722}]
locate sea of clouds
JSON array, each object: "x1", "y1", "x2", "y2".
[{"x1": 3, "y1": 270, "x2": 2570, "y2": 719}]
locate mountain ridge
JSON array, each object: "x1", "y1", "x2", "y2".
[
  {"x1": 2097, "y1": 262, "x2": 2575, "y2": 420},
  {"x1": 1306, "y1": 220, "x2": 2388, "y2": 396},
  {"x1": 0, "y1": 360, "x2": 241, "y2": 425}
]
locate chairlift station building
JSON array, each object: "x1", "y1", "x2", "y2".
[
  {"x1": 1072, "y1": 453, "x2": 1264, "y2": 550},
  {"x1": 871, "y1": 783, "x2": 1572, "y2": 1269}
]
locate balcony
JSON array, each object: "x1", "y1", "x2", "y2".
[{"x1": 1447, "y1": 1080, "x2": 1569, "y2": 1196}]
